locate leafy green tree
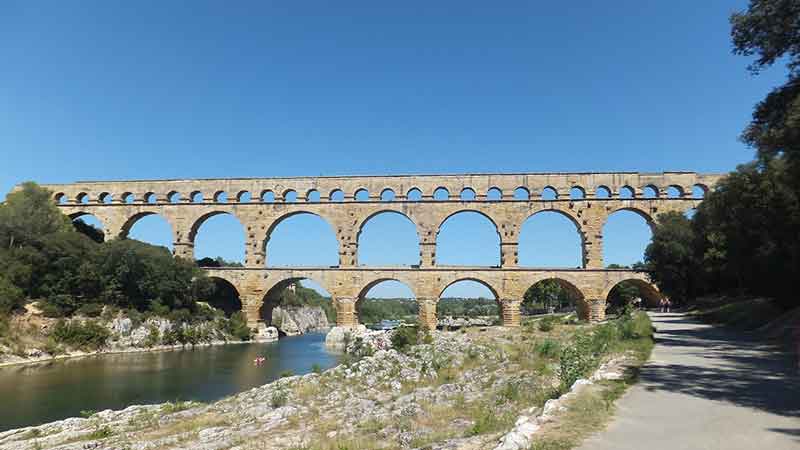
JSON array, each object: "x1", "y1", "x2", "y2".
[
  {"x1": 0, "y1": 276, "x2": 23, "y2": 314},
  {"x1": 732, "y1": 1, "x2": 800, "y2": 180},
  {"x1": 0, "y1": 182, "x2": 72, "y2": 250},
  {"x1": 522, "y1": 280, "x2": 574, "y2": 313},
  {"x1": 644, "y1": 212, "x2": 699, "y2": 303}
]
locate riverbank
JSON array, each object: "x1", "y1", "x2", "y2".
[
  {"x1": 0, "y1": 337, "x2": 257, "y2": 368},
  {"x1": 0, "y1": 304, "x2": 333, "y2": 368},
  {"x1": 0, "y1": 313, "x2": 654, "y2": 450}
]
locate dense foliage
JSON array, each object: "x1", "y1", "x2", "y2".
[
  {"x1": 0, "y1": 182, "x2": 215, "y2": 318},
  {"x1": 645, "y1": 161, "x2": 799, "y2": 308},
  {"x1": 642, "y1": 3, "x2": 800, "y2": 310}
]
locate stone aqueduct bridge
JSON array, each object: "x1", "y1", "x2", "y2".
[{"x1": 36, "y1": 172, "x2": 721, "y2": 329}]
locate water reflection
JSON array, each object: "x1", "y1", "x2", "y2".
[{"x1": 0, "y1": 333, "x2": 340, "y2": 431}]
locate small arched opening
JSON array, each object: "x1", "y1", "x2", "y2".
[
  {"x1": 570, "y1": 187, "x2": 585, "y2": 200},
  {"x1": 642, "y1": 185, "x2": 659, "y2": 199},
  {"x1": 595, "y1": 186, "x2": 611, "y2": 199},
  {"x1": 460, "y1": 187, "x2": 476, "y2": 201},
  {"x1": 406, "y1": 188, "x2": 423, "y2": 201},
  {"x1": 380, "y1": 188, "x2": 395, "y2": 202},
  {"x1": 618, "y1": 186, "x2": 634, "y2": 199},
  {"x1": 354, "y1": 188, "x2": 369, "y2": 202},
  {"x1": 541, "y1": 187, "x2": 558, "y2": 200}
]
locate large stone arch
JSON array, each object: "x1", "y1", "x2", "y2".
[
  {"x1": 205, "y1": 276, "x2": 243, "y2": 316},
  {"x1": 437, "y1": 277, "x2": 500, "y2": 301},
  {"x1": 520, "y1": 276, "x2": 588, "y2": 319},
  {"x1": 119, "y1": 211, "x2": 176, "y2": 241},
  {"x1": 518, "y1": 208, "x2": 585, "y2": 267},
  {"x1": 262, "y1": 211, "x2": 340, "y2": 266},
  {"x1": 258, "y1": 275, "x2": 333, "y2": 326},
  {"x1": 436, "y1": 209, "x2": 501, "y2": 237},
  {"x1": 604, "y1": 206, "x2": 656, "y2": 232},
  {"x1": 602, "y1": 278, "x2": 663, "y2": 308},
  {"x1": 188, "y1": 211, "x2": 245, "y2": 243},
  {"x1": 355, "y1": 209, "x2": 421, "y2": 266}
]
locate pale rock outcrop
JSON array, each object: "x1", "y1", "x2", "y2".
[{"x1": 271, "y1": 306, "x2": 329, "y2": 336}]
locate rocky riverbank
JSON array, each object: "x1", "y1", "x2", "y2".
[
  {"x1": 0, "y1": 313, "x2": 656, "y2": 450},
  {"x1": 1, "y1": 304, "x2": 333, "y2": 368},
  {"x1": 0, "y1": 306, "x2": 276, "y2": 368}
]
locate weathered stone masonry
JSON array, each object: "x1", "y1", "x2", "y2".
[{"x1": 32, "y1": 171, "x2": 721, "y2": 329}]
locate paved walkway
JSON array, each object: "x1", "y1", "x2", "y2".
[{"x1": 579, "y1": 312, "x2": 800, "y2": 450}]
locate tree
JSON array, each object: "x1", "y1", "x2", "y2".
[
  {"x1": 0, "y1": 275, "x2": 23, "y2": 314},
  {"x1": 0, "y1": 182, "x2": 72, "y2": 250},
  {"x1": 523, "y1": 280, "x2": 574, "y2": 313},
  {"x1": 732, "y1": 1, "x2": 800, "y2": 180},
  {"x1": 644, "y1": 212, "x2": 699, "y2": 303}
]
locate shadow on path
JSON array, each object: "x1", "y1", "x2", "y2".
[{"x1": 640, "y1": 313, "x2": 800, "y2": 417}]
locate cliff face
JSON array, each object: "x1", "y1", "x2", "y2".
[{"x1": 271, "y1": 306, "x2": 329, "y2": 336}]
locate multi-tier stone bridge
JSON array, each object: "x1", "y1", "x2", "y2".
[{"x1": 35, "y1": 171, "x2": 722, "y2": 329}]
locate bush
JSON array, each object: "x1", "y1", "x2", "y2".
[
  {"x1": 143, "y1": 324, "x2": 161, "y2": 348},
  {"x1": 76, "y1": 302, "x2": 103, "y2": 318},
  {"x1": 391, "y1": 325, "x2": 419, "y2": 352},
  {"x1": 558, "y1": 332, "x2": 599, "y2": 393},
  {"x1": 51, "y1": 319, "x2": 111, "y2": 350},
  {"x1": 223, "y1": 312, "x2": 251, "y2": 341},
  {"x1": 0, "y1": 276, "x2": 23, "y2": 314},
  {"x1": 538, "y1": 316, "x2": 557, "y2": 332},
  {"x1": 534, "y1": 339, "x2": 560, "y2": 359},
  {"x1": 270, "y1": 389, "x2": 288, "y2": 408}
]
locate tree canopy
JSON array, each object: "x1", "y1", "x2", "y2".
[{"x1": 0, "y1": 182, "x2": 213, "y2": 317}]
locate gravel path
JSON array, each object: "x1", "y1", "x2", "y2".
[{"x1": 579, "y1": 312, "x2": 800, "y2": 450}]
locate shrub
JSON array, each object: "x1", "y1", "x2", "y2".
[
  {"x1": 142, "y1": 323, "x2": 161, "y2": 348},
  {"x1": 51, "y1": 320, "x2": 110, "y2": 350},
  {"x1": 534, "y1": 339, "x2": 561, "y2": 359},
  {"x1": 311, "y1": 363, "x2": 323, "y2": 374},
  {"x1": 391, "y1": 325, "x2": 419, "y2": 352},
  {"x1": 39, "y1": 301, "x2": 66, "y2": 318},
  {"x1": 224, "y1": 312, "x2": 251, "y2": 341},
  {"x1": 538, "y1": 316, "x2": 557, "y2": 332},
  {"x1": 42, "y1": 339, "x2": 62, "y2": 356},
  {"x1": 279, "y1": 369, "x2": 294, "y2": 378},
  {"x1": 558, "y1": 332, "x2": 598, "y2": 393},
  {"x1": 0, "y1": 276, "x2": 23, "y2": 314},
  {"x1": 76, "y1": 303, "x2": 103, "y2": 318},
  {"x1": 270, "y1": 390, "x2": 288, "y2": 408}
]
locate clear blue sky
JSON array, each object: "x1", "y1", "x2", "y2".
[{"x1": 0, "y1": 1, "x2": 785, "y2": 298}]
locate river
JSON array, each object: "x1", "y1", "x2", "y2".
[{"x1": 0, "y1": 332, "x2": 341, "y2": 432}]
